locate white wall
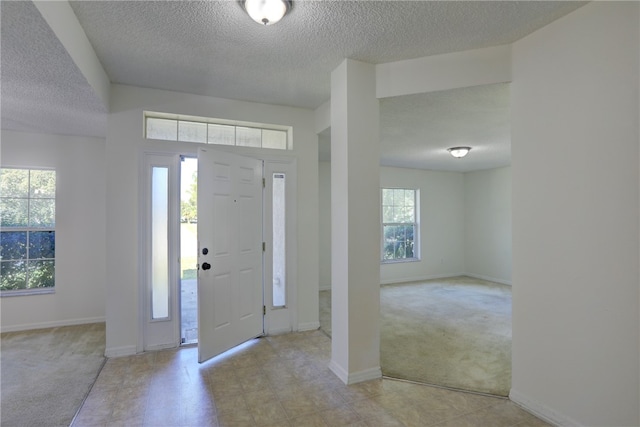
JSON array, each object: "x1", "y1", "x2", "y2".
[
  {"x1": 511, "y1": 2, "x2": 639, "y2": 426},
  {"x1": 0, "y1": 130, "x2": 106, "y2": 331},
  {"x1": 464, "y1": 166, "x2": 511, "y2": 285},
  {"x1": 319, "y1": 161, "x2": 332, "y2": 289},
  {"x1": 319, "y1": 164, "x2": 512, "y2": 287},
  {"x1": 376, "y1": 45, "x2": 511, "y2": 99},
  {"x1": 105, "y1": 84, "x2": 319, "y2": 355},
  {"x1": 379, "y1": 166, "x2": 465, "y2": 284}
]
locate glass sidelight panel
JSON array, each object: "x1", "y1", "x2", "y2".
[
  {"x1": 151, "y1": 166, "x2": 169, "y2": 319},
  {"x1": 272, "y1": 173, "x2": 286, "y2": 307}
]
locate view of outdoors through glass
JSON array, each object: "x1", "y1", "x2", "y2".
[
  {"x1": 180, "y1": 157, "x2": 198, "y2": 343},
  {"x1": 0, "y1": 168, "x2": 56, "y2": 291},
  {"x1": 382, "y1": 188, "x2": 417, "y2": 261}
]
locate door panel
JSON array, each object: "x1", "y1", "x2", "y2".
[{"x1": 198, "y1": 147, "x2": 263, "y2": 363}]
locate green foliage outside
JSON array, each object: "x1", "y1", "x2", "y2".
[
  {"x1": 180, "y1": 167, "x2": 198, "y2": 280},
  {"x1": 382, "y1": 188, "x2": 416, "y2": 261},
  {"x1": 383, "y1": 225, "x2": 415, "y2": 260},
  {"x1": 181, "y1": 171, "x2": 197, "y2": 223},
  {"x1": 182, "y1": 267, "x2": 197, "y2": 280},
  {"x1": 0, "y1": 168, "x2": 56, "y2": 291}
]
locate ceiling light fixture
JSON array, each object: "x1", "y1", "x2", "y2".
[
  {"x1": 447, "y1": 147, "x2": 471, "y2": 158},
  {"x1": 242, "y1": 0, "x2": 292, "y2": 25}
]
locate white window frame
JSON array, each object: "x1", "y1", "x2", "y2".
[
  {"x1": 381, "y1": 188, "x2": 420, "y2": 264},
  {"x1": 0, "y1": 167, "x2": 56, "y2": 296},
  {"x1": 144, "y1": 112, "x2": 292, "y2": 151},
  {"x1": 140, "y1": 153, "x2": 181, "y2": 352}
]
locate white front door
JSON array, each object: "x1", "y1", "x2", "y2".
[{"x1": 197, "y1": 147, "x2": 264, "y2": 363}]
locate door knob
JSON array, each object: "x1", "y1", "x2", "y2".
[{"x1": 202, "y1": 262, "x2": 211, "y2": 270}]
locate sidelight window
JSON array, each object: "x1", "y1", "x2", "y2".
[
  {"x1": 272, "y1": 173, "x2": 286, "y2": 307},
  {"x1": 151, "y1": 166, "x2": 170, "y2": 319}
]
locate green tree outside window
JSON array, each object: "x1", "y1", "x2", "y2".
[
  {"x1": 0, "y1": 168, "x2": 56, "y2": 292},
  {"x1": 382, "y1": 188, "x2": 418, "y2": 261}
]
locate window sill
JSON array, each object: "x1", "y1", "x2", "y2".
[
  {"x1": 1, "y1": 288, "x2": 55, "y2": 297},
  {"x1": 381, "y1": 258, "x2": 420, "y2": 265}
]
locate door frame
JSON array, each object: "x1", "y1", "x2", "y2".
[
  {"x1": 139, "y1": 152, "x2": 181, "y2": 352},
  {"x1": 263, "y1": 159, "x2": 298, "y2": 335},
  {"x1": 139, "y1": 148, "x2": 298, "y2": 353}
]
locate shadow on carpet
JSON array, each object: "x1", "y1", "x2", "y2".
[{"x1": 1, "y1": 323, "x2": 106, "y2": 427}]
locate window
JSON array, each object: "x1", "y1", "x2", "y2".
[
  {"x1": 0, "y1": 168, "x2": 56, "y2": 294},
  {"x1": 381, "y1": 188, "x2": 418, "y2": 262},
  {"x1": 145, "y1": 113, "x2": 290, "y2": 150},
  {"x1": 272, "y1": 173, "x2": 286, "y2": 307},
  {"x1": 151, "y1": 166, "x2": 169, "y2": 319}
]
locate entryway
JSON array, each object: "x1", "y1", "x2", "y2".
[
  {"x1": 141, "y1": 150, "x2": 297, "y2": 360},
  {"x1": 180, "y1": 156, "x2": 198, "y2": 345}
]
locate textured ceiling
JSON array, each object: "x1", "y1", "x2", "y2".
[
  {"x1": 319, "y1": 83, "x2": 511, "y2": 172},
  {"x1": 68, "y1": 0, "x2": 584, "y2": 109},
  {"x1": 1, "y1": 1, "x2": 587, "y2": 170},
  {"x1": 1, "y1": 1, "x2": 107, "y2": 138},
  {"x1": 380, "y1": 83, "x2": 511, "y2": 172}
]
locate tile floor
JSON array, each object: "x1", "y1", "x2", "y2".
[{"x1": 72, "y1": 330, "x2": 549, "y2": 427}]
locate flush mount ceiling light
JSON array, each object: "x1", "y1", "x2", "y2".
[
  {"x1": 242, "y1": 0, "x2": 292, "y2": 25},
  {"x1": 447, "y1": 147, "x2": 472, "y2": 158}
]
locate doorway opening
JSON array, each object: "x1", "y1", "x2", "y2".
[
  {"x1": 142, "y1": 151, "x2": 297, "y2": 354},
  {"x1": 180, "y1": 156, "x2": 198, "y2": 344}
]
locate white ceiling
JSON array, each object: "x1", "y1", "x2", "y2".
[
  {"x1": 1, "y1": 1, "x2": 108, "y2": 137},
  {"x1": 380, "y1": 83, "x2": 511, "y2": 172},
  {"x1": 1, "y1": 1, "x2": 586, "y2": 171}
]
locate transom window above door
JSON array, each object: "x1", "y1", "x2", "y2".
[{"x1": 145, "y1": 112, "x2": 292, "y2": 151}]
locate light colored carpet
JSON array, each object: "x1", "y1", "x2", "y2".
[
  {"x1": 1, "y1": 323, "x2": 106, "y2": 427},
  {"x1": 319, "y1": 276, "x2": 512, "y2": 396}
]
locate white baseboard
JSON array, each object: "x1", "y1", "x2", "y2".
[
  {"x1": 347, "y1": 366, "x2": 383, "y2": 384},
  {"x1": 509, "y1": 389, "x2": 580, "y2": 427},
  {"x1": 328, "y1": 360, "x2": 349, "y2": 383},
  {"x1": 328, "y1": 360, "x2": 382, "y2": 385},
  {"x1": 464, "y1": 273, "x2": 512, "y2": 286},
  {"x1": 380, "y1": 273, "x2": 512, "y2": 287},
  {"x1": 105, "y1": 345, "x2": 137, "y2": 358},
  {"x1": 144, "y1": 343, "x2": 178, "y2": 352},
  {"x1": 380, "y1": 273, "x2": 465, "y2": 286},
  {"x1": 297, "y1": 321, "x2": 320, "y2": 331},
  {"x1": 0, "y1": 316, "x2": 105, "y2": 333}
]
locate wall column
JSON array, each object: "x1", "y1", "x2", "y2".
[{"x1": 329, "y1": 59, "x2": 381, "y2": 384}]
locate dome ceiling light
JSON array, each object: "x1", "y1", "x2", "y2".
[
  {"x1": 447, "y1": 147, "x2": 472, "y2": 158},
  {"x1": 242, "y1": 0, "x2": 292, "y2": 26}
]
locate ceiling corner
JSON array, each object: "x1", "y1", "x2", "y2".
[{"x1": 33, "y1": 0, "x2": 110, "y2": 110}]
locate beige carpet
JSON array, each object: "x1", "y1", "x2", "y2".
[
  {"x1": 319, "y1": 276, "x2": 512, "y2": 396},
  {"x1": 1, "y1": 323, "x2": 106, "y2": 427}
]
